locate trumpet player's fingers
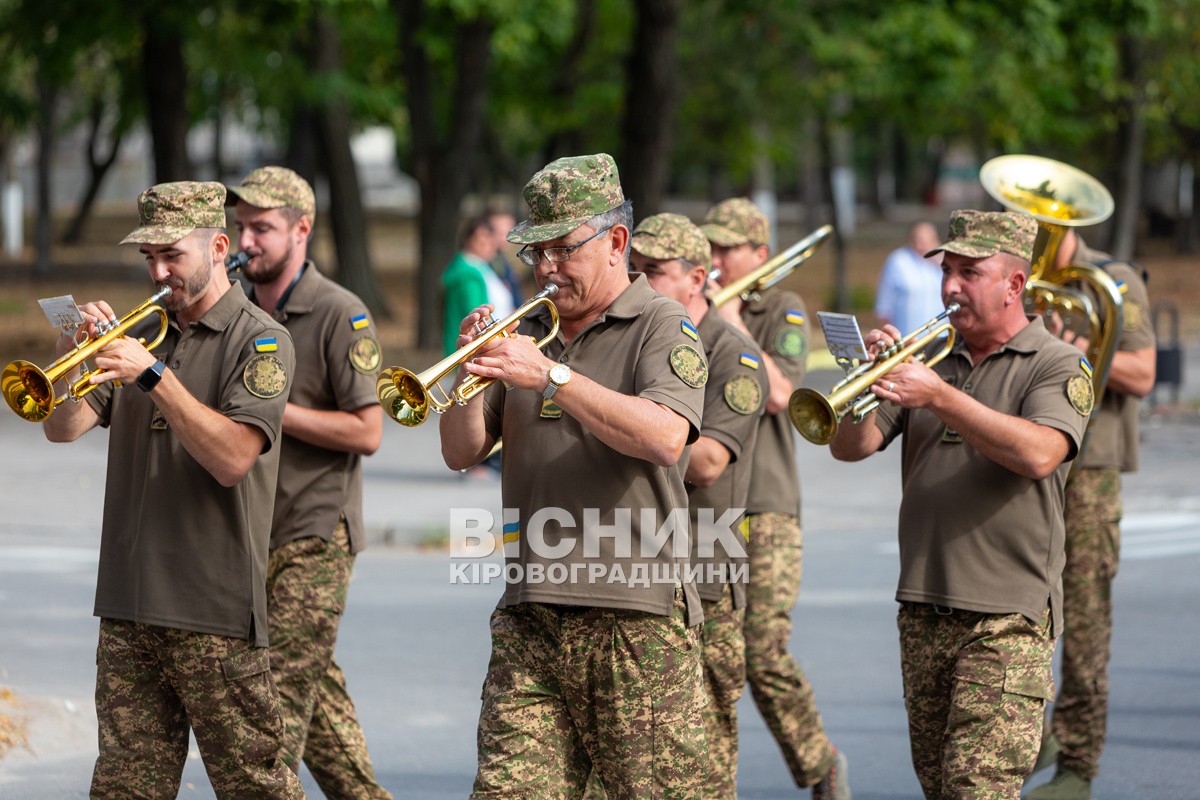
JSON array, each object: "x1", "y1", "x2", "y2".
[
  {"x1": 76, "y1": 300, "x2": 118, "y2": 330},
  {"x1": 92, "y1": 337, "x2": 157, "y2": 386}
]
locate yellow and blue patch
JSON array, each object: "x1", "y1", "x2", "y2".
[
  {"x1": 1080, "y1": 356, "x2": 1093, "y2": 378},
  {"x1": 350, "y1": 313, "x2": 370, "y2": 330},
  {"x1": 254, "y1": 337, "x2": 278, "y2": 353},
  {"x1": 502, "y1": 521, "x2": 520, "y2": 544},
  {"x1": 1116, "y1": 280, "x2": 1128, "y2": 295},
  {"x1": 739, "y1": 351, "x2": 760, "y2": 370},
  {"x1": 785, "y1": 309, "x2": 805, "y2": 326},
  {"x1": 680, "y1": 319, "x2": 699, "y2": 341}
]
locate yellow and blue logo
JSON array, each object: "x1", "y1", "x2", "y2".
[
  {"x1": 681, "y1": 319, "x2": 699, "y2": 341},
  {"x1": 1116, "y1": 280, "x2": 1128, "y2": 295},
  {"x1": 502, "y1": 521, "x2": 520, "y2": 544},
  {"x1": 254, "y1": 337, "x2": 278, "y2": 353},
  {"x1": 1080, "y1": 356, "x2": 1093, "y2": 378},
  {"x1": 785, "y1": 309, "x2": 805, "y2": 326},
  {"x1": 739, "y1": 351, "x2": 760, "y2": 370},
  {"x1": 350, "y1": 313, "x2": 370, "y2": 330}
]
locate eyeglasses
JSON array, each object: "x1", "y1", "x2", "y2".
[{"x1": 516, "y1": 225, "x2": 613, "y2": 268}]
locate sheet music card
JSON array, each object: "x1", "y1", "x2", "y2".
[
  {"x1": 816, "y1": 311, "x2": 869, "y2": 363},
  {"x1": 38, "y1": 296, "x2": 84, "y2": 331}
]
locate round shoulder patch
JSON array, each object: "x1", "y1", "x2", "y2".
[
  {"x1": 724, "y1": 374, "x2": 762, "y2": 415},
  {"x1": 244, "y1": 353, "x2": 288, "y2": 399},
  {"x1": 669, "y1": 343, "x2": 708, "y2": 388},
  {"x1": 774, "y1": 327, "x2": 808, "y2": 359},
  {"x1": 349, "y1": 335, "x2": 382, "y2": 375},
  {"x1": 1066, "y1": 373, "x2": 1094, "y2": 417},
  {"x1": 1122, "y1": 301, "x2": 1142, "y2": 333}
]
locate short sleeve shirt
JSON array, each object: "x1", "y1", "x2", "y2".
[
  {"x1": 873, "y1": 318, "x2": 1090, "y2": 637},
  {"x1": 482, "y1": 274, "x2": 707, "y2": 621},
  {"x1": 85, "y1": 286, "x2": 294, "y2": 646},
  {"x1": 741, "y1": 287, "x2": 810, "y2": 516},
  {"x1": 1073, "y1": 242, "x2": 1155, "y2": 472},
  {"x1": 265, "y1": 263, "x2": 381, "y2": 553},
  {"x1": 688, "y1": 303, "x2": 767, "y2": 607}
]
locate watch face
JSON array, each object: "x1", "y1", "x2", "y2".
[{"x1": 550, "y1": 365, "x2": 570, "y2": 385}]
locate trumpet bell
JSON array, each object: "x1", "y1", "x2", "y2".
[
  {"x1": 3, "y1": 360, "x2": 55, "y2": 422},
  {"x1": 376, "y1": 367, "x2": 431, "y2": 427},
  {"x1": 788, "y1": 389, "x2": 838, "y2": 446}
]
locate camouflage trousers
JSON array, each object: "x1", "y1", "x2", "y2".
[
  {"x1": 1051, "y1": 466, "x2": 1121, "y2": 780},
  {"x1": 267, "y1": 521, "x2": 391, "y2": 799},
  {"x1": 91, "y1": 619, "x2": 303, "y2": 800},
  {"x1": 898, "y1": 603, "x2": 1055, "y2": 800},
  {"x1": 472, "y1": 591, "x2": 709, "y2": 799},
  {"x1": 699, "y1": 586, "x2": 746, "y2": 800},
  {"x1": 744, "y1": 512, "x2": 834, "y2": 788}
]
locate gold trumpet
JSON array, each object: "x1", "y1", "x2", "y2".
[
  {"x1": 979, "y1": 155, "x2": 1123, "y2": 407},
  {"x1": 377, "y1": 283, "x2": 560, "y2": 426},
  {"x1": 788, "y1": 304, "x2": 959, "y2": 446},
  {"x1": 3, "y1": 286, "x2": 172, "y2": 422},
  {"x1": 710, "y1": 224, "x2": 834, "y2": 306}
]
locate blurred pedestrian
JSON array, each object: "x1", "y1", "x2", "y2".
[
  {"x1": 442, "y1": 215, "x2": 512, "y2": 356},
  {"x1": 875, "y1": 221, "x2": 944, "y2": 335}
]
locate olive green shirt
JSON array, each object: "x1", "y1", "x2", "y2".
[
  {"x1": 874, "y1": 318, "x2": 1090, "y2": 637},
  {"x1": 86, "y1": 286, "x2": 294, "y2": 646},
  {"x1": 482, "y1": 274, "x2": 706, "y2": 623},
  {"x1": 741, "y1": 287, "x2": 810, "y2": 516},
  {"x1": 688, "y1": 303, "x2": 767, "y2": 607},
  {"x1": 1073, "y1": 241, "x2": 1155, "y2": 472},
  {"x1": 260, "y1": 262, "x2": 381, "y2": 553}
]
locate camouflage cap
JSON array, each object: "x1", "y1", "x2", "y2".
[
  {"x1": 119, "y1": 181, "x2": 227, "y2": 245},
  {"x1": 926, "y1": 210, "x2": 1037, "y2": 262},
  {"x1": 226, "y1": 166, "x2": 316, "y2": 221},
  {"x1": 631, "y1": 213, "x2": 711, "y2": 270},
  {"x1": 507, "y1": 153, "x2": 625, "y2": 244},
  {"x1": 700, "y1": 197, "x2": 770, "y2": 247}
]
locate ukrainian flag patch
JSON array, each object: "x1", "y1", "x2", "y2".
[
  {"x1": 502, "y1": 521, "x2": 520, "y2": 544},
  {"x1": 1080, "y1": 356, "x2": 1093, "y2": 378},
  {"x1": 785, "y1": 309, "x2": 805, "y2": 326},
  {"x1": 254, "y1": 337, "x2": 278, "y2": 353},
  {"x1": 350, "y1": 313, "x2": 370, "y2": 330},
  {"x1": 681, "y1": 319, "x2": 699, "y2": 341},
  {"x1": 1116, "y1": 280, "x2": 1128, "y2": 295},
  {"x1": 739, "y1": 351, "x2": 760, "y2": 369}
]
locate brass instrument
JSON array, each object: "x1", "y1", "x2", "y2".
[
  {"x1": 710, "y1": 224, "x2": 834, "y2": 306},
  {"x1": 3, "y1": 287, "x2": 172, "y2": 422},
  {"x1": 377, "y1": 283, "x2": 560, "y2": 426},
  {"x1": 979, "y1": 155, "x2": 1124, "y2": 409},
  {"x1": 788, "y1": 304, "x2": 959, "y2": 445}
]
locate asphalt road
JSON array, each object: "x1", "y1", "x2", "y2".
[{"x1": 2, "y1": 363, "x2": 1198, "y2": 799}]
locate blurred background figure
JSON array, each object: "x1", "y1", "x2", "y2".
[
  {"x1": 487, "y1": 211, "x2": 524, "y2": 308},
  {"x1": 874, "y1": 222, "x2": 944, "y2": 335},
  {"x1": 441, "y1": 214, "x2": 511, "y2": 356}
]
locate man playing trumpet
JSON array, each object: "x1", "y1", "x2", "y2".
[{"x1": 826, "y1": 210, "x2": 1092, "y2": 799}]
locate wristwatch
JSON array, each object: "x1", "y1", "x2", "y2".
[
  {"x1": 543, "y1": 364, "x2": 572, "y2": 400},
  {"x1": 136, "y1": 359, "x2": 166, "y2": 393}
]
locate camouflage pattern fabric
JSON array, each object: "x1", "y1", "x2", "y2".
[
  {"x1": 926, "y1": 209, "x2": 1038, "y2": 262},
  {"x1": 228, "y1": 165, "x2": 317, "y2": 219},
  {"x1": 267, "y1": 521, "x2": 391, "y2": 799},
  {"x1": 631, "y1": 213, "x2": 712, "y2": 269},
  {"x1": 472, "y1": 592, "x2": 709, "y2": 799},
  {"x1": 91, "y1": 619, "x2": 302, "y2": 799},
  {"x1": 699, "y1": 587, "x2": 746, "y2": 800},
  {"x1": 700, "y1": 198, "x2": 770, "y2": 247},
  {"x1": 1051, "y1": 466, "x2": 1121, "y2": 780},
  {"x1": 743, "y1": 512, "x2": 835, "y2": 788},
  {"x1": 898, "y1": 603, "x2": 1055, "y2": 799},
  {"x1": 119, "y1": 181, "x2": 227, "y2": 245},
  {"x1": 507, "y1": 153, "x2": 625, "y2": 244}
]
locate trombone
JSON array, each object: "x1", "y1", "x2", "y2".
[
  {"x1": 710, "y1": 224, "x2": 834, "y2": 306},
  {"x1": 376, "y1": 283, "x2": 560, "y2": 426},
  {"x1": 3, "y1": 287, "x2": 172, "y2": 422},
  {"x1": 788, "y1": 304, "x2": 958, "y2": 446}
]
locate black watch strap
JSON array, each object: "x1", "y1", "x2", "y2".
[{"x1": 136, "y1": 360, "x2": 166, "y2": 393}]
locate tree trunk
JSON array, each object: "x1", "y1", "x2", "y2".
[
  {"x1": 63, "y1": 98, "x2": 125, "y2": 245},
  {"x1": 35, "y1": 73, "x2": 55, "y2": 276},
  {"x1": 619, "y1": 0, "x2": 682, "y2": 218},
  {"x1": 396, "y1": 0, "x2": 493, "y2": 350},
  {"x1": 311, "y1": 11, "x2": 389, "y2": 317},
  {"x1": 141, "y1": 13, "x2": 189, "y2": 182},
  {"x1": 541, "y1": 0, "x2": 598, "y2": 162},
  {"x1": 1110, "y1": 35, "x2": 1146, "y2": 260}
]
